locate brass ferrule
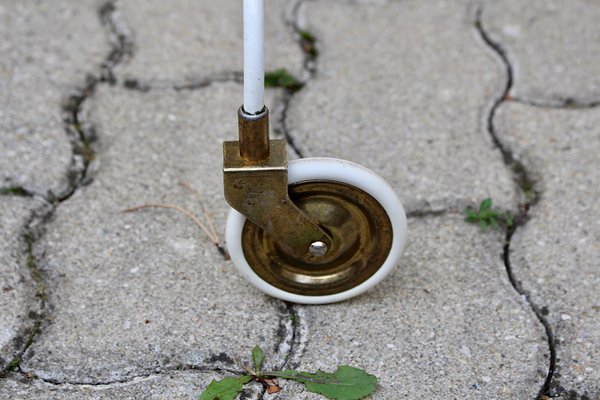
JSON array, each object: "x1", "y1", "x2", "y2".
[{"x1": 238, "y1": 106, "x2": 270, "y2": 162}]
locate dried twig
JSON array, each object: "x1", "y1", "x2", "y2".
[
  {"x1": 124, "y1": 203, "x2": 218, "y2": 243},
  {"x1": 178, "y1": 181, "x2": 230, "y2": 260},
  {"x1": 123, "y1": 203, "x2": 232, "y2": 260},
  {"x1": 178, "y1": 180, "x2": 219, "y2": 241}
]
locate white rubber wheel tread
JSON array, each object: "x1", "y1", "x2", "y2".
[{"x1": 226, "y1": 157, "x2": 407, "y2": 304}]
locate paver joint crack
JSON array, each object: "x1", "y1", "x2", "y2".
[
  {"x1": 1, "y1": 0, "x2": 135, "y2": 385},
  {"x1": 475, "y1": 7, "x2": 556, "y2": 399},
  {"x1": 25, "y1": 365, "x2": 245, "y2": 388},
  {"x1": 5, "y1": 1, "x2": 574, "y2": 396},
  {"x1": 273, "y1": 0, "x2": 316, "y2": 159},
  {"x1": 255, "y1": 2, "x2": 310, "y2": 398},
  {"x1": 0, "y1": 207, "x2": 48, "y2": 380},
  {"x1": 3, "y1": 0, "x2": 301, "y2": 390}
]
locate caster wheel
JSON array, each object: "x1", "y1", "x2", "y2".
[{"x1": 226, "y1": 157, "x2": 407, "y2": 304}]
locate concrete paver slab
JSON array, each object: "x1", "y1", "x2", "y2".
[
  {"x1": 495, "y1": 102, "x2": 600, "y2": 398},
  {"x1": 0, "y1": 0, "x2": 110, "y2": 194},
  {"x1": 482, "y1": 0, "x2": 600, "y2": 105},
  {"x1": 1, "y1": 0, "x2": 597, "y2": 399},
  {"x1": 20, "y1": 83, "x2": 286, "y2": 384},
  {"x1": 287, "y1": 0, "x2": 516, "y2": 213},
  {"x1": 115, "y1": 0, "x2": 302, "y2": 87},
  {"x1": 0, "y1": 371, "x2": 261, "y2": 399},
  {"x1": 0, "y1": 197, "x2": 41, "y2": 371},
  {"x1": 273, "y1": 215, "x2": 547, "y2": 399}
]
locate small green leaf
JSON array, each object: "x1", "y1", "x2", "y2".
[
  {"x1": 252, "y1": 345, "x2": 265, "y2": 375},
  {"x1": 299, "y1": 30, "x2": 316, "y2": 43},
  {"x1": 478, "y1": 219, "x2": 488, "y2": 231},
  {"x1": 486, "y1": 209, "x2": 499, "y2": 219},
  {"x1": 298, "y1": 30, "x2": 319, "y2": 57},
  {"x1": 504, "y1": 212, "x2": 514, "y2": 227},
  {"x1": 465, "y1": 209, "x2": 477, "y2": 221},
  {"x1": 479, "y1": 198, "x2": 492, "y2": 211},
  {"x1": 199, "y1": 376, "x2": 252, "y2": 400},
  {"x1": 6, "y1": 356, "x2": 20, "y2": 371},
  {"x1": 264, "y1": 68, "x2": 302, "y2": 90},
  {"x1": 0, "y1": 186, "x2": 28, "y2": 196},
  {"x1": 490, "y1": 217, "x2": 499, "y2": 230},
  {"x1": 271, "y1": 366, "x2": 377, "y2": 400}
]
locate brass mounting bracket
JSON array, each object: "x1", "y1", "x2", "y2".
[{"x1": 223, "y1": 107, "x2": 332, "y2": 258}]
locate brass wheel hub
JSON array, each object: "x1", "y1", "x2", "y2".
[{"x1": 241, "y1": 180, "x2": 393, "y2": 296}]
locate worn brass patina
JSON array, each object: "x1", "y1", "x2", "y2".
[
  {"x1": 237, "y1": 106, "x2": 270, "y2": 162},
  {"x1": 241, "y1": 181, "x2": 393, "y2": 296},
  {"x1": 223, "y1": 107, "x2": 332, "y2": 258}
]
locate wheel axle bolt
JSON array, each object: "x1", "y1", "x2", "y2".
[{"x1": 309, "y1": 241, "x2": 328, "y2": 257}]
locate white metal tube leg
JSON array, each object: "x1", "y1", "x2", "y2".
[{"x1": 243, "y1": 0, "x2": 265, "y2": 114}]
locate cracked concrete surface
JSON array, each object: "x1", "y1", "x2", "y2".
[
  {"x1": 20, "y1": 84, "x2": 285, "y2": 384},
  {"x1": 482, "y1": 0, "x2": 600, "y2": 106},
  {"x1": 287, "y1": 0, "x2": 516, "y2": 213},
  {"x1": 1, "y1": 0, "x2": 598, "y2": 398},
  {"x1": 0, "y1": 0, "x2": 110, "y2": 196},
  {"x1": 0, "y1": 371, "x2": 263, "y2": 399},
  {"x1": 0, "y1": 197, "x2": 42, "y2": 371},
  {"x1": 273, "y1": 215, "x2": 547, "y2": 399},
  {"x1": 114, "y1": 0, "x2": 302, "y2": 88},
  {"x1": 495, "y1": 103, "x2": 600, "y2": 399}
]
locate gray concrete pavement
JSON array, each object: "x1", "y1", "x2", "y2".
[
  {"x1": 0, "y1": 0, "x2": 110, "y2": 196},
  {"x1": 276, "y1": 216, "x2": 547, "y2": 399},
  {"x1": 20, "y1": 84, "x2": 287, "y2": 384},
  {"x1": 288, "y1": 0, "x2": 517, "y2": 214},
  {"x1": 482, "y1": 0, "x2": 600, "y2": 106},
  {"x1": 0, "y1": 371, "x2": 263, "y2": 400},
  {"x1": 1, "y1": 0, "x2": 598, "y2": 399},
  {"x1": 114, "y1": 0, "x2": 302, "y2": 88},
  {"x1": 495, "y1": 103, "x2": 600, "y2": 398},
  {"x1": 0, "y1": 197, "x2": 41, "y2": 372}
]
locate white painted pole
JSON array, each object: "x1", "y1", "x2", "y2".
[{"x1": 243, "y1": 0, "x2": 264, "y2": 114}]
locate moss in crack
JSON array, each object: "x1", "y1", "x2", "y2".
[
  {"x1": 60, "y1": 75, "x2": 99, "y2": 200},
  {"x1": 70, "y1": 122, "x2": 96, "y2": 164},
  {"x1": 289, "y1": 1, "x2": 320, "y2": 76},
  {"x1": 265, "y1": 68, "x2": 303, "y2": 92},
  {"x1": 290, "y1": 311, "x2": 298, "y2": 327},
  {"x1": 0, "y1": 355, "x2": 21, "y2": 379},
  {"x1": 476, "y1": 9, "x2": 553, "y2": 399},
  {"x1": 299, "y1": 30, "x2": 318, "y2": 59},
  {"x1": 56, "y1": 0, "x2": 132, "y2": 201},
  {"x1": 273, "y1": 2, "x2": 322, "y2": 159},
  {"x1": 25, "y1": 233, "x2": 48, "y2": 305},
  {"x1": 0, "y1": 231, "x2": 47, "y2": 379},
  {"x1": 6, "y1": 356, "x2": 20, "y2": 372},
  {"x1": 512, "y1": 158, "x2": 538, "y2": 208},
  {"x1": 0, "y1": 187, "x2": 30, "y2": 197},
  {"x1": 17, "y1": 232, "x2": 47, "y2": 370},
  {"x1": 475, "y1": 8, "x2": 540, "y2": 212}
]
